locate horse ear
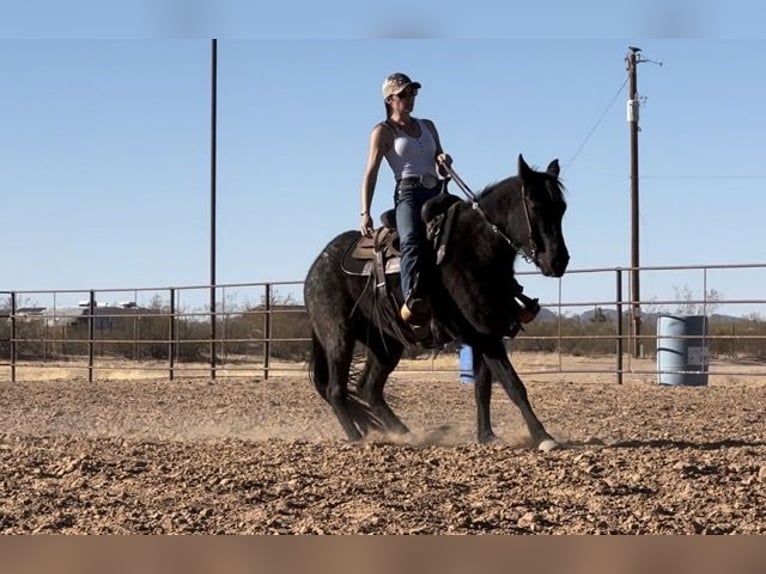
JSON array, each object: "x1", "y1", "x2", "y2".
[
  {"x1": 518, "y1": 154, "x2": 532, "y2": 178},
  {"x1": 547, "y1": 159, "x2": 560, "y2": 178}
]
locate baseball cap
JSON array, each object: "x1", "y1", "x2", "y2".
[{"x1": 382, "y1": 73, "x2": 422, "y2": 99}]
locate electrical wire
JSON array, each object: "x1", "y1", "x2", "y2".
[{"x1": 563, "y1": 78, "x2": 628, "y2": 174}]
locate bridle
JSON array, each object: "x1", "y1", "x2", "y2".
[{"x1": 441, "y1": 164, "x2": 538, "y2": 263}]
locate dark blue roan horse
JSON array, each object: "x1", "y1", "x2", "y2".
[{"x1": 305, "y1": 155, "x2": 569, "y2": 450}]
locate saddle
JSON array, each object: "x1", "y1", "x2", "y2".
[
  {"x1": 340, "y1": 191, "x2": 463, "y2": 281},
  {"x1": 340, "y1": 224, "x2": 401, "y2": 279}
]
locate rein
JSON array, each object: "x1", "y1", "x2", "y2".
[{"x1": 441, "y1": 164, "x2": 538, "y2": 263}]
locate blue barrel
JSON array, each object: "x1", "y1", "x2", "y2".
[
  {"x1": 656, "y1": 315, "x2": 709, "y2": 386},
  {"x1": 458, "y1": 345, "x2": 474, "y2": 384}
]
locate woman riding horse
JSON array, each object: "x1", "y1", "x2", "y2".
[{"x1": 306, "y1": 155, "x2": 569, "y2": 449}]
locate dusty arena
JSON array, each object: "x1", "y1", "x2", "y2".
[{"x1": 0, "y1": 353, "x2": 764, "y2": 534}]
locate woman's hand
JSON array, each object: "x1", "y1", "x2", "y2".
[
  {"x1": 436, "y1": 153, "x2": 453, "y2": 176},
  {"x1": 360, "y1": 212, "x2": 373, "y2": 237}
]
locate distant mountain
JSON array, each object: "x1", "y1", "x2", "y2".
[
  {"x1": 543, "y1": 307, "x2": 744, "y2": 324},
  {"x1": 535, "y1": 307, "x2": 559, "y2": 322}
]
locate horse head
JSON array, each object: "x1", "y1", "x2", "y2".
[{"x1": 514, "y1": 154, "x2": 570, "y2": 277}]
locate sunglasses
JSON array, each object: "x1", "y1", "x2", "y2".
[{"x1": 395, "y1": 88, "x2": 418, "y2": 99}]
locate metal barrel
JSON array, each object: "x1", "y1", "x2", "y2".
[{"x1": 656, "y1": 314, "x2": 709, "y2": 386}]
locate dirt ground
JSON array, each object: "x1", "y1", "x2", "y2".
[{"x1": 0, "y1": 353, "x2": 764, "y2": 534}]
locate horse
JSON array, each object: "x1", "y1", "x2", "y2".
[{"x1": 304, "y1": 154, "x2": 569, "y2": 450}]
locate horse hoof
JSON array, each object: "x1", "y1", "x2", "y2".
[
  {"x1": 479, "y1": 433, "x2": 497, "y2": 445},
  {"x1": 538, "y1": 439, "x2": 561, "y2": 452}
]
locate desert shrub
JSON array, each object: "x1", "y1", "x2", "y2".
[{"x1": 223, "y1": 304, "x2": 310, "y2": 361}]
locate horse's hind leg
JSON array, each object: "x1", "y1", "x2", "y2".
[
  {"x1": 323, "y1": 333, "x2": 365, "y2": 443},
  {"x1": 479, "y1": 339, "x2": 559, "y2": 451},
  {"x1": 356, "y1": 334, "x2": 409, "y2": 436}
]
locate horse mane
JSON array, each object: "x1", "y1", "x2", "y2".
[{"x1": 475, "y1": 169, "x2": 566, "y2": 206}]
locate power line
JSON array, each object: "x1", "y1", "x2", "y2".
[
  {"x1": 641, "y1": 175, "x2": 766, "y2": 179},
  {"x1": 563, "y1": 77, "x2": 628, "y2": 173}
]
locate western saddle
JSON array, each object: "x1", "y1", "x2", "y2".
[{"x1": 340, "y1": 191, "x2": 462, "y2": 288}]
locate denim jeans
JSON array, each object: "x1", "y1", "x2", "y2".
[{"x1": 394, "y1": 183, "x2": 442, "y2": 300}]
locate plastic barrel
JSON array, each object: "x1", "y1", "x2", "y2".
[
  {"x1": 656, "y1": 315, "x2": 709, "y2": 386},
  {"x1": 458, "y1": 345, "x2": 474, "y2": 384}
]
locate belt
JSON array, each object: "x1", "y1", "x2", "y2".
[{"x1": 396, "y1": 173, "x2": 439, "y2": 190}]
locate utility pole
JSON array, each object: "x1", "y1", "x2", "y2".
[
  {"x1": 626, "y1": 46, "x2": 642, "y2": 359},
  {"x1": 210, "y1": 38, "x2": 218, "y2": 379}
]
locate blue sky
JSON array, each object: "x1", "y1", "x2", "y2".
[
  {"x1": 2, "y1": 33, "x2": 766, "y2": 314},
  {"x1": 2, "y1": 1, "x2": 764, "y2": 39}
]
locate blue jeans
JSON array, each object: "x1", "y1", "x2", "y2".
[{"x1": 394, "y1": 183, "x2": 442, "y2": 300}]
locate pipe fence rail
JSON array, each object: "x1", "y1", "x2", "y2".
[{"x1": 2, "y1": 262, "x2": 766, "y2": 384}]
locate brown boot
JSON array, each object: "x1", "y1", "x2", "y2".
[
  {"x1": 400, "y1": 297, "x2": 429, "y2": 326},
  {"x1": 515, "y1": 294, "x2": 540, "y2": 324}
]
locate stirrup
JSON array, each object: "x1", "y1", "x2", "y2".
[{"x1": 400, "y1": 298, "x2": 428, "y2": 325}]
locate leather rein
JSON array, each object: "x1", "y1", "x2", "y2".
[{"x1": 441, "y1": 164, "x2": 538, "y2": 263}]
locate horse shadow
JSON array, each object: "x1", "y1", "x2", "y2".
[
  {"x1": 602, "y1": 438, "x2": 766, "y2": 450},
  {"x1": 548, "y1": 436, "x2": 766, "y2": 451}
]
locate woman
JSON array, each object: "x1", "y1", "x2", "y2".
[{"x1": 359, "y1": 72, "x2": 452, "y2": 325}]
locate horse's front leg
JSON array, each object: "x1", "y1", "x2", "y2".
[
  {"x1": 472, "y1": 357, "x2": 496, "y2": 444},
  {"x1": 479, "y1": 339, "x2": 560, "y2": 452}
]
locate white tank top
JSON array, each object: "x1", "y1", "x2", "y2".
[{"x1": 383, "y1": 118, "x2": 438, "y2": 181}]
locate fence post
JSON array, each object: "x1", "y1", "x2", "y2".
[
  {"x1": 169, "y1": 288, "x2": 176, "y2": 381},
  {"x1": 615, "y1": 269, "x2": 623, "y2": 385},
  {"x1": 221, "y1": 286, "x2": 227, "y2": 372},
  {"x1": 88, "y1": 290, "x2": 95, "y2": 383},
  {"x1": 10, "y1": 291, "x2": 16, "y2": 383},
  {"x1": 210, "y1": 285, "x2": 217, "y2": 381},
  {"x1": 264, "y1": 283, "x2": 271, "y2": 380},
  {"x1": 703, "y1": 268, "x2": 709, "y2": 354}
]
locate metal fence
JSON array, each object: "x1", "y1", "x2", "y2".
[{"x1": 2, "y1": 262, "x2": 765, "y2": 384}]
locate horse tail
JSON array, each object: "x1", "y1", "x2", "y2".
[{"x1": 308, "y1": 328, "x2": 329, "y2": 398}]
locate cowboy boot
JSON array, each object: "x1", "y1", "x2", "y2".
[
  {"x1": 515, "y1": 293, "x2": 541, "y2": 324},
  {"x1": 400, "y1": 272, "x2": 430, "y2": 326},
  {"x1": 401, "y1": 296, "x2": 429, "y2": 325}
]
